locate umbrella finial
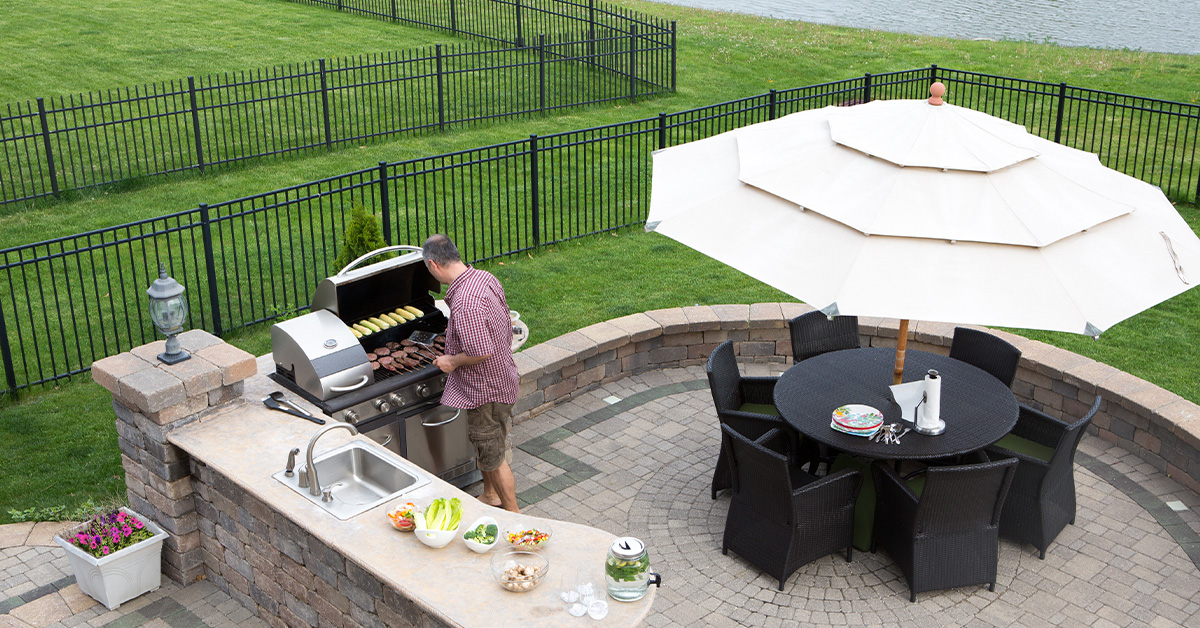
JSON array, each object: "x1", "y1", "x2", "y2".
[{"x1": 928, "y1": 82, "x2": 946, "y2": 106}]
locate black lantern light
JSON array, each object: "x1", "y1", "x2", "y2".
[{"x1": 146, "y1": 263, "x2": 190, "y2": 364}]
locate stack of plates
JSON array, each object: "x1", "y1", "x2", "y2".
[{"x1": 831, "y1": 405, "x2": 884, "y2": 437}]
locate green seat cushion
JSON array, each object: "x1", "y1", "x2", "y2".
[
  {"x1": 993, "y1": 433, "x2": 1054, "y2": 462},
  {"x1": 738, "y1": 402, "x2": 780, "y2": 416},
  {"x1": 831, "y1": 454, "x2": 874, "y2": 552},
  {"x1": 907, "y1": 475, "x2": 926, "y2": 498}
]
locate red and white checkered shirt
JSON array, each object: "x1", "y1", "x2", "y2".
[{"x1": 441, "y1": 266, "x2": 519, "y2": 409}]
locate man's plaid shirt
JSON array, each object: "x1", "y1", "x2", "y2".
[{"x1": 441, "y1": 266, "x2": 519, "y2": 409}]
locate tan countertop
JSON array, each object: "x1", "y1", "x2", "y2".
[{"x1": 167, "y1": 356, "x2": 654, "y2": 628}]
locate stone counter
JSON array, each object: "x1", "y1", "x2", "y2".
[{"x1": 94, "y1": 339, "x2": 653, "y2": 628}]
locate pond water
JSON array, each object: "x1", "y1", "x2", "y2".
[{"x1": 652, "y1": 0, "x2": 1198, "y2": 55}]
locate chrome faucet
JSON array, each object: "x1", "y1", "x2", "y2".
[{"x1": 305, "y1": 423, "x2": 359, "y2": 497}]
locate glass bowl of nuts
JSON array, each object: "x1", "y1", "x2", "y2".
[{"x1": 490, "y1": 550, "x2": 549, "y2": 593}]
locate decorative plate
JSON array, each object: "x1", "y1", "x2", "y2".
[{"x1": 832, "y1": 404, "x2": 884, "y2": 430}]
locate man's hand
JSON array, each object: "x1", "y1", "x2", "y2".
[
  {"x1": 433, "y1": 354, "x2": 456, "y2": 373},
  {"x1": 434, "y1": 352, "x2": 490, "y2": 373}
]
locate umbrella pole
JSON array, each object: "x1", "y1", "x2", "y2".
[{"x1": 893, "y1": 319, "x2": 910, "y2": 385}]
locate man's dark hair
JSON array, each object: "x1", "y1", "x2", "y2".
[{"x1": 422, "y1": 234, "x2": 461, "y2": 265}]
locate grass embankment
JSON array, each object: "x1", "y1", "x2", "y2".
[{"x1": 3, "y1": 0, "x2": 1200, "y2": 520}]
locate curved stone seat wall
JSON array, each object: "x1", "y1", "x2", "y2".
[{"x1": 511, "y1": 303, "x2": 1200, "y2": 496}]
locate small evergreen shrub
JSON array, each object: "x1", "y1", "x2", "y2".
[{"x1": 332, "y1": 202, "x2": 392, "y2": 271}]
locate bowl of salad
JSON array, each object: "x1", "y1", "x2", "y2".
[
  {"x1": 386, "y1": 502, "x2": 418, "y2": 532},
  {"x1": 462, "y1": 516, "x2": 499, "y2": 553},
  {"x1": 504, "y1": 521, "x2": 552, "y2": 550}
]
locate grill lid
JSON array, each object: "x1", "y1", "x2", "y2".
[
  {"x1": 312, "y1": 246, "x2": 440, "y2": 324},
  {"x1": 271, "y1": 310, "x2": 373, "y2": 400}
]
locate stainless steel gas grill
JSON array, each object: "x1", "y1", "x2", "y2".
[{"x1": 269, "y1": 246, "x2": 481, "y2": 489}]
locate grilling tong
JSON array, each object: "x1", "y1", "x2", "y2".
[{"x1": 263, "y1": 391, "x2": 326, "y2": 425}]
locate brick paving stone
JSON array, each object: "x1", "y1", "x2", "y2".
[{"x1": 6, "y1": 366, "x2": 1200, "y2": 628}]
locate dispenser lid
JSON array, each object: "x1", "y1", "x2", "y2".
[{"x1": 610, "y1": 537, "x2": 645, "y2": 560}]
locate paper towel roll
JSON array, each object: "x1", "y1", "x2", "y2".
[{"x1": 920, "y1": 369, "x2": 942, "y2": 431}]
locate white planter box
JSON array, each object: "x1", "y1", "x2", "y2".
[{"x1": 54, "y1": 507, "x2": 167, "y2": 611}]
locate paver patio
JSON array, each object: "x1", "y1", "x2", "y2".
[{"x1": 3, "y1": 364, "x2": 1198, "y2": 627}]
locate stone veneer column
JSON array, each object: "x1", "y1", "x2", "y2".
[{"x1": 91, "y1": 330, "x2": 256, "y2": 584}]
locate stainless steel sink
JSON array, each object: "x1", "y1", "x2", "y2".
[{"x1": 273, "y1": 441, "x2": 430, "y2": 520}]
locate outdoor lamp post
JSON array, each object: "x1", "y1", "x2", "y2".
[{"x1": 146, "y1": 263, "x2": 190, "y2": 364}]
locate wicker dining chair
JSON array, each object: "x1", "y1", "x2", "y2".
[
  {"x1": 948, "y1": 327, "x2": 1022, "y2": 388},
  {"x1": 721, "y1": 425, "x2": 861, "y2": 590},
  {"x1": 707, "y1": 340, "x2": 813, "y2": 498},
  {"x1": 985, "y1": 396, "x2": 1102, "y2": 559},
  {"x1": 871, "y1": 452, "x2": 1017, "y2": 602},
  {"x1": 788, "y1": 311, "x2": 861, "y2": 363}
]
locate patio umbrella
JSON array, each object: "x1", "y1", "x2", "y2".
[{"x1": 646, "y1": 84, "x2": 1200, "y2": 383}]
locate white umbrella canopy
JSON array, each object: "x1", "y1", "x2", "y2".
[{"x1": 646, "y1": 85, "x2": 1200, "y2": 364}]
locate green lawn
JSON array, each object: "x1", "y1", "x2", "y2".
[
  {"x1": 2, "y1": 0, "x2": 1200, "y2": 521},
  {"x1": 0, "y1": 0, "x2": 458, "y2": 102}
]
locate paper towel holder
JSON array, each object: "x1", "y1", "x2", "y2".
[{"x1": 913, "y1": 369, "x2": 946, "y2": 436}]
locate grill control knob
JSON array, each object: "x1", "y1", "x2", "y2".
[
  {"x1": 343, "y1": 409, "x2": 359, "y2": 424},
  {"x1": 416, "y1": 384, "x2": 431, "y2": 398},
  {"x1": 374, "y1": 399, "x2": 392, "y2": 413},
  {"x1": 386, "y1": 393, "x2": 404, "y2": 407}
]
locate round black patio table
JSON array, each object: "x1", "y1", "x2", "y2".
[{"x1": 774, "y1": 348, "x2": 1018, "y2": 460}]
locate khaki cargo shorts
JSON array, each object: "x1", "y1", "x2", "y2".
[{"x1": 465, "y1": 402, "x2": 514, "y2": 472}]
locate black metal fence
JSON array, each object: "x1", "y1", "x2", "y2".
[
  {"x1": 0, "y1": 0, "x2": 675, "y2": 207},
  {"x1": 1, "y1": 66, "x2": 1197, "y2": 395}
]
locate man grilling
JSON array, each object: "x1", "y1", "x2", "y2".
[{"x1": 422, "y1": 234, "x2": 521, "y2": 513}]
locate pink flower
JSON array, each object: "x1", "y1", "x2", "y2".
[
  {"x1": 116, "y1": 512, "x2": 126, "y2": 523},
  {"x1": 101, "y1": 547, "x2": 110, "y2": 555},
  {"x1": 122, "y1": 526, "x2": 132, "y2": 537},
  {"x1": 134, "y1": 520, "x2": 144, "y2": 530},
  {"x1": 89, "y1": 541, "x2": 98, "y2": 550}
]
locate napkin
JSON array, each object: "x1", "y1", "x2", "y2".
[{"x1": 889, "y1": 380, "x2": 926, "y2": 423}]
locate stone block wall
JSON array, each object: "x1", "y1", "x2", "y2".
[
  {"x1": 511, "y1": 304, "x2": 1200, "y2": 496},
  {"x1": 188, "y1": 461, "x2": 450, "y2": 628},
  {"x1": 92, "y1": 329, "x2": 257, "y2": 584}
]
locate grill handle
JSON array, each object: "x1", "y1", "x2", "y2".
[
  {"x1": 329, "y1": 375, "x2": 369, "y2": 393},
  {"x1": 337, "y1": 245, "x2": 424, "y2": 276},
  {"x1": 422, "y1": 407, "x2": 463, "y2": 428}
]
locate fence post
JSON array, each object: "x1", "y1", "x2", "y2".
[
  {"x1": 657, "y1": 113, "x2": 667, "y2": 150},
  {"x1": 35, "y1": 98, "x2": 60, "y2": 198},
  {"x1": 198, "y1": 204, "x2": 224, "y2": 337},
  {"x1": 435, "y1": 45, "x2": 446, "y2": 132},
  {"x1": 337, "y1": 0, "x2": 342, "y2": 10},
  {"x1": 628, "y1": 24, "x2": 637, "y2": 104},
  {"x1": 319, "y1": 59, "x2": 333, "y2": 151},
  {"x1": 670, "y1": 21, "x2": 677, "y2": 92},
  {"x1": 587, "y1": 0, "x2": 596, "y2": 58},
  {"x1": 515, "y1": 0, "x2": 524, "y2": 47},
  {"x1": 0, "y1": 297, "x2": 18, "y2": 396},
  {"x1": 930, "y1": 64, "x2": 938, "y2": 85},
  {"x1": 390, "y1": 0, "x2": 397, "y2": 21},
  {"x1": 378, "y1": 162, "x2": 392, "y2": 245},
  {"x1": 449, "y1": 0, "x2": 457, "y2": 32},
  {"x1": 768, "y1": 89, "x2": 777, "y2": 120},
  {"x1": 1053, "y1": 82, "x2": 1068, "y2": 144},
  {"x1": 529, "y1": 135, "x2": 540, "y2": 248},
  {"x1": 538, "y1": 35, "x2": 547, "y2": 114},
  {"x1": 863, "y1": 73, "x2": 872, "y2": 103},
  {"x1": 187, "y1": 77, "x2": 206, "y2": 173}
]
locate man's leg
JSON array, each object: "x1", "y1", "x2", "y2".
[
  {"x1": 478, "y1": 473, "x2": 502, "y2": 506},
  {"x1": 484, "y1": 461, "x2": 519, "y2": 513}
]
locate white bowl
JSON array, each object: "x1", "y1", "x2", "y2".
[
  {"x1": 462, "y1": 516, "x2": 499, "y2": 553},
  {"x1": 414, "y1": 525, "x2": 459, "y2": 549}
]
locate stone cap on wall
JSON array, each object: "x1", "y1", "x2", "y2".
[
  {"x1": 512, "y1": 303, "x2": 1200, "y2": 496},
  {"x1": 92, "y1": 329, "x2": 256, "y2": 425}
]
